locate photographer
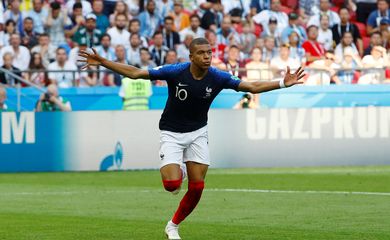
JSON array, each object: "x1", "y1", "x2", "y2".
[
  {"x1": 233, "y1": 93, "x2": 257, "y2": 109},
  {"x1": 35, "y1": 84, "x2": 72, "y2": 112}
]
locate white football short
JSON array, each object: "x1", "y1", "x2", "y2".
[{"x1": 159, "y1": 125, "x2": 210, "y2": 168}]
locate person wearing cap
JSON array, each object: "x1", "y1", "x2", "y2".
[
  {"x1": 281, "y1": 12, "x2": 307, "y2": 45},
  {"x1": 367, "y1": 0, "x2": 390, "y2": 35},
  {"x1": 252, "y1": 0, "x2": 288, "y2": 34},
  {"x1": 260, "y1": 16, "x2": 282, "y2": 47},
  {"x1": 332, "y1": 7, "x2": 363, "y2": 56},
  {"x1": 72, "y1": 13, "x2": 103, "y2": 48}
]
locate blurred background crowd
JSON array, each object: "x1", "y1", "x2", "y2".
[{"x1": 0, "y1": 0, "x2": 389, "y2": 90}]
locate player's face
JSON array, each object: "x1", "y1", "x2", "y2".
[{"x1": 190, "y1": 44, "x2": 212, "y2": 69}]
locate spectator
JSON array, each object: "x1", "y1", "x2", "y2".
[
  {"x1": 225, "y1": 45, "x2": 245, "y2": 79},
  {"x1": 165, "y1": 49, "x2": 178, "y2": 64},
  {"x1": 112, "y1": 44, "x2": 129, "y2": 86},
  {"x1": 356, "y1": 0, "x2": 378, "y2": 24},
  {"x1": 48, "y1": 47, "x2": 79, "y2": 88},
  {"x1": 31, "y1": 33, "x2": 57, "y2": 68},
  {"x1": 23, "y1": 52, "x2": 47, "y2": 87},
  {"x1": 79, "y1": 65, "x2": 98, "y2": 87},
  {"x1": 216, "y1": 15, "x2": 240, "y2": 46},
  {"x1": 72, "y1": 13, "x2": 103, "y2": 48},
  {"x1": 337, "y1": 47, "x2": 363, "y2": 84},
  {"x1": 107, "y1": 13, "x2": 130, "y2": 48},
  {"x1": 0, "y1": 86, "x2": 9, "y2": 111},
  {"x1": 180, "y1": 14, "x2": 206, "y2": 41},
  {"x1": 139, "y1": 0, "x2": 162, "y2": 39},
  {"x1": 27, "y1": 0, "x2": 49, "y2": 34},
  {"x1": 233, "y1": 93, "x2": 258, "y2": 109},
  {"x1": 306, "y1": 51, "x2": 340, "y2": 85},
  {"x1": 162, "y1": 16, "x2": 181, "y2": 50},
  {"x1": 307, "y1": 0, "x2": 341, "y2": 28},
  {"x1": 380, "y1": 18, "x2": 390, "y2": 48},
  {"x1": 261, "y1": 16, "x2": 282, "y2": 47},
  {"x1": 364, "y1": 31, "x2": 383, "y2": 56},
  {"x1": 92, "y1": 0, "x2": 110, "y2": 33},
  {"x1": 128, "y1": 19, "x2": 149, "y2": 47},
  {"x1": 288, "y1": 31, "x2": 307, "y2": 65},
  {"x1": 317, "y1": 14, "x2": 333, "y2": 51},
  {"x1": 149, "y1": 31, "x2": 170, "y2": 66},
  {"x1": 367, "y1": 0, "x2": 390, "y2": 35},
  {"x1": 332, "y1": 7, "x2": 363, "y2": 56},
  {"x1": 4, "y1": 0, "x2": 24, "y2": 34},
  {"x1": 205, "y1": 30, "x2": 226, "y2": 65},
  {"x1": 36, "y1": 84, "x2": 72, "y2": 111},
  {"x1": 222, "y1": 0, "x2": 250, "y2": 18},
  {"x1": 127, "y1": 33, "x2": 142, "y2": 66},
  {"x1": 281, "y1": 12, "x2": 307, "y2": 45},
  {"x1": 45, "y1": 1, "x2": 72, "y2": 48},
  {"x1": 139, "y1": 47, "x2": 157, "y2": 69},
  {"x1": 94, "y1": 33, "x2": 115, "y2": 85},
  {"x1": 262, "y1": 36, "x2": 279, "y2": 63},
  {"x1": 239, "y1": 21, "x2": 257, "y2": 59},
  {"x1": 126, "y1": 0, "x2": 141, "y2": 16},
  {"x1": 252, "y1": 0, "x2": 288, "y2": 34},
  {"x1": 250, "y1": 0, "x2": 271, "y2": 15},
  {"x1": 298, "y1": 0, "x2": 320, "y2": 23},
  {"x1": 335, "y1": 32, "x2": 359, "y2": 61},
  {"x1": 109, "y1": 0, "x2": 132, "y2": 27},
  {"x1": 66, "y1": 2, "x2": 86, "y2": 39},
  {"x1": 156, "y1": 0, "x2": 174, "y2": 18},
  {"x1": 0, "y1": 20, "x2": 17, "y2": 48},
  {"x1": 21, "y1": 17, "x2": 39, "y2": 49},
  {"x1": 270, "y1": 43, "x2": 301, "y2": 79},
  {"x1": 0, "y1": 33, "x2": 31, "y2": 71},
  {"x1": 177, "y1": 34, "x2": 193, "y2": 62},
  {"x1": 65, "y1": 0, "x2": 92, "y2": 16},
  {"x1": 0, "y1": 52, "x2": 22, "y2": 86},
  {"x1": 302, "y1": 25, "x2": 326, "y2": 65},
  {"x1": 245, "y1": 46, "x2": 273, "y2": 82},
  {"x1": 201, "y1": 0, "x2": 223, "y2": 30},
  {"x1": 168, "y1": 1, "x2": 190, "y2": 32},
  {"x1": 68, "y1": 43, "x2": 88, "y2": 67},
  {"x1": 359, "y1": 46, "x2": 389, "y2": 84}
]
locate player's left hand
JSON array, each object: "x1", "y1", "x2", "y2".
[{"x1": 283, "y1": 67, "x2": 305, "y2": 87}]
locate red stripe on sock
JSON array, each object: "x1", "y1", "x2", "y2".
[{"x1": 172, "y1": 181, "x2": 205, "y2": 225}]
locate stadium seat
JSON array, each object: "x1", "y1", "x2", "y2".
[
  {"x1": 355, "y1": 22, "x2": 367, "y2": 37},
  {"x1": 330, "y1": 6, "x2": 340, "y2": 13},
  {"x1": 280, "y1": 6, "x2": 294, "y2": 14},
  {"x1": 363, "y1": 37, "x2": 371, "y2": 49},
  {"x1": 332, "y1": 0, "x2": 345, "y2": 7},
  {"x1": 254, "y1": 23, "x2": 263, "y2": 37},
  {"x1": 281, "y1": 0, "x2": 298, "y2": 8}
]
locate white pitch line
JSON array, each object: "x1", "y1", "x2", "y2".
[{"x1": 1, "y1": 188, "x2": 390, "y2": 197}]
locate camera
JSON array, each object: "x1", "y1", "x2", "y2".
[
  {"x1": 43, "y1": 93, "x2": 52, "y2": 102},
  {"x1": 241, "y1": 94, "x2": 252, "y2": 109}
]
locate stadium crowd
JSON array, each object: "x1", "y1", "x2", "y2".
[{"x1": 0, "y1": 0, "x2": 389, "y2": 90}]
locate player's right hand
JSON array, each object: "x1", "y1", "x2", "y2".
[{"x1": 78, "y1": 48, "x2": 103, "y2": 70}]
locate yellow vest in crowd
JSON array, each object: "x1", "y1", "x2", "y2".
[{"x1": 122, "y1": 78, "x2": 152, "y2": 110}]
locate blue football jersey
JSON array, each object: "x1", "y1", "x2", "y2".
[{"x1": 149, "y1": 62, "x2": 242, "y2": 132}]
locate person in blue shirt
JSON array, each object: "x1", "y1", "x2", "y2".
[
  {"x1": 367, "y1": 0, "x2": 390, "y2": 35},
  {"x1": 78, "y1": 38, "x2": 305, "y2": 240}
]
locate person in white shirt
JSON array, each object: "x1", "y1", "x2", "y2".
[
  {"x1": 307, "y1": 0, "x2": 340, "y2": 28},
  {"x1": 0, "y1": 33, "x2": 31, "y2": 71},
  {"x1": 48, "y1": 47, "x2": 79, "y2": 88},
  {"x1": 252, "y1": 0, "x2": 288, "y2": 34},
  {"x1": 127, "y1": 33, "x2": 142, "y2": 66},
  {"x1": 65, "y1": 0, "x2": 92, "y2": 16},
  {"x1": 317, "y1": 14, "x2": 333, "y2": 51},
  {"x1": 270, "y1": 43, "x2": 301, "y2": 80},
  {"x1": 107, "y1": 13, "x2": 131, "y2": 48},
  {"x1": 334, "y1": 32, "x2": 359, "y2": 61},
  {"x1": 359, "y1": 46, "x2": 389, "y2": 84},
  {"x1": 177, "y1": 34, "x2": 193, "y2": 62},
  {"x1": 179, "y1": 14, "x2": 205, "y2": 42}
]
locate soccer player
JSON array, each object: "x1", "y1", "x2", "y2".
[{"x1": 78, "y1": 38, "x2": 305, "y2": 240}]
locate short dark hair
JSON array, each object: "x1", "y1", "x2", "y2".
[
  {"x1": 129, "y1": 18, "x2": 140, "y2": 25},
  {"x1": 39, "y1": 33, "x2": 49, "y2": 38},
  {"x1": 140, "y1": 47, "x2": 150, "y2": 54},
  {"x1": 24, "y1": 17, "x2": 34, "y2": 23},
  {"x1": 370, "y1": 31, "x2": 382, "y2": 37},
  {"x1": 190, "y1": 14, "x2": 201, "y2": 22},
  {"x1": 50, "y1": 1, "x2": 61, "y2": 10},
  {"x1": 306, "y1": 25, "x2": 319, "y2": 32},
  {"x1": 164, "y1": 16, "x2": 174, "y2": 22},
  {"x1": 101, "y1": 33, "x2": 111, "y2": 40},
  {"x1": 56, "y1": 47, "x2": 67, "y2": 54},
  {"x1": 153, "y1": 31, "x2": 163, "y2": 38},
  {"x1": 189, "y1": 38, "x2": 210, "y2": 53},
  {"x1": 73, "y1": 2, "x2": 82, "y2": 10}
]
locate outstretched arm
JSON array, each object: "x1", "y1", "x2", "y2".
[
  {"x1": 78, "y1": 48, "x2": 150, "y2": 79},
  {"x1": 237, "y1": 67, "x2": 305, "y2": 93}
]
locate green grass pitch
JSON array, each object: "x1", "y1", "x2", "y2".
[{"x1": 1, "y1": 166, "x2": 390, "y2": 240}]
